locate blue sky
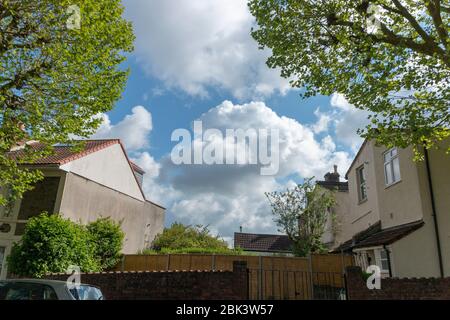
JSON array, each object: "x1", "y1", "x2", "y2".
[{"x1": 93, "y1": 0, "x2": 367, "y2": 243}]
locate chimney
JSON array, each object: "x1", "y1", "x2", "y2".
[
  {"x1": 324, "y1": 165, "x2": 340, "y2": 182},
  {"x1": 239, "y1": 226, "x2": 242, "y2": 233}
]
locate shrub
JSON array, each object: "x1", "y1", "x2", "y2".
[
  {"x1": 7, "y1": 213, "x2": 100, "y2": 278},
  {"x1": 150, "y1": 222, "x2": 235, "y2": 254},
  {"x1": 87, "y1": 217, "x2": 124, "y2": 270}
]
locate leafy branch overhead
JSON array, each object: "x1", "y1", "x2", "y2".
[
  {"x1": 265, "y1": 178, "x2": 336, "y2": 256},
  {"x1": 249, "y1": 0, "x2": 450, "y2": 154},
  {"x1": 0, "y1": 0, "x2": 134, "y2": 205}
]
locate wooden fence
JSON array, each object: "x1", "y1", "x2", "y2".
[{"x1": 116, "y1": 253, "x2": 354, "y2": 300}]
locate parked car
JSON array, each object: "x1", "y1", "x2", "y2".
[{"x1": 0, "y1": 279, "x2": 104, "y2": 300}]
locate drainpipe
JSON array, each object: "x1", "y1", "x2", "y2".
[
  {"x1": 424, "y1": 147, "x2": 444, "y2": 278},
  {"x1": 383, "y1": 245, "x2": 393, "y2": 278}
]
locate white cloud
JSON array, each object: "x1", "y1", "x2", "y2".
[
  {"x1": 312, "y1": 108, "x2": 332, "y2": 134},
  {"x1": 122, "y1": 0, "x2": 291, "y2": 100},
  {"x1": 100, "y1": 101, "x2": 355, "y2": 241},
  {"x1": 155, "y1": 100, "x2": 353, "y2": 239},
  {"x1": 92, "y1": 106, "x2": 152, "y2": 151},
  {"x1": 329, "y1": 93, "x2": 369, "y2": 152}
]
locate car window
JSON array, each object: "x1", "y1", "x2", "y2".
[
  {"x1": 0, "y1": 282, "x2": 58, "y2": 300},
  {"x1": 69, "y1": 285, "x2": 103, "y2": 300}
]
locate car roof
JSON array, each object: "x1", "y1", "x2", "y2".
[{"x1": 0, "y1": 279, "x2": 92, "y2": 287}]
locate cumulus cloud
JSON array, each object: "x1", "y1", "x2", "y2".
[
  {"x1": 98, "y1": 101, "x2": 355, "y2": 242},
  {"x1": 328, "y1": 93, "x2": 369, "y2": 152},
  {"x1": 155, "y1": 101, "x2": 353, "y2": 240},
  {"x1": 92, "y1": 106, "x2": 152, "y2": 151},
  {"x1": 122, "y1": 0, "x2": 291, "y2": 99}
]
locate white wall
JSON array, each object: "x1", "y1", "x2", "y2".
[{"x1": 60, "y1": 144, "x2": 144, "y2": 201}]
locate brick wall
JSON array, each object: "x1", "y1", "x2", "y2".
[
  {"x1": 346, "y1": 266, "x2": 450, "y2": 300},
  {"x1": 46, "y1": 261, "x2": 248, "y2": 300}
]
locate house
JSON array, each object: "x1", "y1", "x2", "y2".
[
  {"x1": 0, "y1": 139, "x2": 165, "y2": 279},
  {"x1": 321, "y1": 139, "x2": 450, "y2": 278},
  {"x1": 234, "y1": 232, "x2": 294, "y2": 256}
]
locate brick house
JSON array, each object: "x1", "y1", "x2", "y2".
[
  {"x1": 0, "y1": 139, "x2": 165, "y2": 279},
  {"x1": 320, "y1": 138, "x2": 450, "y2": 278}
]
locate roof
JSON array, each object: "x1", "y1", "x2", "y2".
[
  {"x1": 7, "y1": 139, "x2": 120, "y2": 165},
  {"x1": 332, "y1": 220, "x2": 424, "y2": 252},
  {"x1": 8, "y1": 139, "x2": 165, "y2": 209},
  {"x1": 234, "y1": 232, "x2": 294, "y2": 253},
  {"x1": 317, "y1": 180, "x2": 349, "y2": 192},
  {"x1": 353, "y1": 220, "x2": 424, "y2": 249}
]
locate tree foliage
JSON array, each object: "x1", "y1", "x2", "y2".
[
  {"x1": 249, "y1": 0, "x2": 450, "y2": 155},
  {"x1": 87, "y1": 217, "x2": 124, "y2": 270},
  {"x1": 265, "y1": 178, "x2": 336, "y2": 256},
  {"x1": 151, "y1": 222, "x2": 232, "y2": 253},
  {"x1": 7, "y1": 213, "x2": 125, "y2": 277},
  {"x1": 0, "y1": 0, "x2": 134, "y2": 206}
]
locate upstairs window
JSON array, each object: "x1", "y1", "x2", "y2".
[
  {"x1": 356, "y1": 165, "x2": 367, "y2": 202},
  {"x1": 384, "y1": 148, "x2": 401, "y2": 186}
]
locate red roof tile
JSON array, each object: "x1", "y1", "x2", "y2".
[{"x1": 8, "y1": 139, "x2": 120, "y2": 165}]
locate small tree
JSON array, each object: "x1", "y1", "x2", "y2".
[
  {"x1": 7, "y1": 213, "x2": 100, "y2": 278},
  {"x1": 265, "y1": 178, "x2": 336, "y2": 256},
  {"x1": 87, "y1": 217, "x2": 124, "y2": 270},
  {"x1": 151, "y1": 222, "x2": 230, "y2": 253}
]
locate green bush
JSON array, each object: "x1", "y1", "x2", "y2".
[
  {"x1": 7, "y1": 213, "x2": 125, "y2": 277},
  {"x1": 152, "y1": 222, "x2": 230, "y2": 251},
  {"x1": 87, "y1": 217, "x2": 124, "y2": 270},
  {"x1": 7, "y1": 213, "x2": 100, "y2": 278}
]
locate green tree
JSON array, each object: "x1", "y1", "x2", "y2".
[
  {"x1": 265, "y1": 178, "x2": 336, "y2": 256},
  {"x1": 249, "y1": 0, "x2": 450, "y2": 155},
  {"x1": 7, "y1": 213, "x2": 100, "y2": 278},
  {"x1": 151, "y1": 222, "x2": 231, "y2": 253},
  {"x1": 0, "y1": 0, "x2": 134, "y2": 206},
  {"x1": 87, "y1": 217, "x2": 124, "y2": 270}
]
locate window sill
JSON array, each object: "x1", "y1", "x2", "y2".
[{"x1": 385, "y1": 179, "x2": 402, "y2": 190}]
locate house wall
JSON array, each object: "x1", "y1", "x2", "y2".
[
  {"x1": 59, "y1": 144, "x2": 144, "y2": 201},
  {"x1": 330, "y1": 190, "x2": 351, "y2": 248},
  {"x1": 372, "y1": 145, "x2": 425, "y2": 228},
  {"x1": 390, "y1": 223, "x2": 441, "y2": 277},
  {"x1": 58, "y1": 172, "x2": 164, "y2": 254},
  {"x1": 346, "y1": 140, "x2": 381, "y2": 239},
  {"x1": 339, "y1": 138, "x2": 450, "y2": 278}
]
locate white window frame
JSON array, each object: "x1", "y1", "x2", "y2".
[
  {"x1": 356, "y1": 165, "x2": 367, "y2": 202},
  {"x1": 375, "y1": 248, "x2": 390, "y2": 273},
  {"x1": 384, "y1": 148, "x2": 401, "y2": 186}
]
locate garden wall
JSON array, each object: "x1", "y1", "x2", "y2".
[
  {"x1": 346, "y1": 266, "x2": 450, "y2": 300},
  {"x1": 46, "y1": 261, "x2": 248, "y2": 300}
]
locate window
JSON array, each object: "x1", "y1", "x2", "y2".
[
  {"x1": 69, "y1": 285, "x2": 103, "y2": 300},
  {"x1": 0, "y1": 282, "x2": 58, "y2": 300},
  {"x1": 356, "y1": 165, "x2": 367, "y2": 202},
  {"x1": 379, "y1": 250, "x2": 390, "y2": 271},
  {"x1": 384, "y1": 148, "x2": 401, "y2": 186}
]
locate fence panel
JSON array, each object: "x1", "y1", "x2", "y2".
[{"x1": 117, "y1": 253, "x2": 353, "y2": 300}]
